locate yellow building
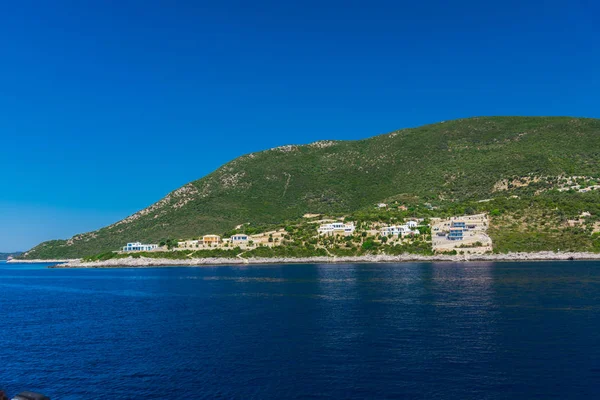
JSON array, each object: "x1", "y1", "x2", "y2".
[{"x1": 202, "y1": 235, "x2": 221, "y2": 245}]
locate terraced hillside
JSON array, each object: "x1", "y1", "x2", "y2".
[{"x1": 22, "y1": 116, "x2": 600, "y2": 259}]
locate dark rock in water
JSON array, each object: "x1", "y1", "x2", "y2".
[{"x1": 568, "y1": 256, "x2": 575, "y2": 260}]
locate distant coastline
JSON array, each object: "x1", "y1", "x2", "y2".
[
  {"x1": 8, "y1": 259, "x2": 77, "y2": 264},
  {"x1": 0, "y1": 252, "x2": 23, "y2": 261},
  {"x1": 42, "y1": 251, "x2": 600, "y2": 268}
]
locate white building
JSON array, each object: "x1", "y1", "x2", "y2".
[
  {"x1": 380, "y1": 225, "x2": 409, "y2": 236},
  {"x1": 318, "y1": 222, "x2": 356, "y2": 236},
  {"x1": 406, "y1": 220, "x2": 418, "y2": 228},
  {"x1": 380, "y1": 225, "x2": 419, "y2": 237},
  {"x1": 230, "y1": 234, "x2": 249, "y2": 244},
  {"x1": 377, "y1": 203, "x2": 387, "y2": 208},
  {"x1": 178, "y1": 240, "x2": 199, "y2": 248},
  {"x1": 122, "y1": 242, "x2": 158, "y2": 252}
]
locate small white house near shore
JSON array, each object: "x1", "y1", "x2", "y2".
[
  {"x1": 318, "y1": 222, "x2": 356, "y2": 236},
  {"x1": 123, "y1": 242, "x2": 159, "y2": 252}
]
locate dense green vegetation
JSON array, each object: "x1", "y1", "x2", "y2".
[
  {"x1": 486, "y1": 192, "x2": 600, "y2": 253},
  {"x1": 21, "y1": 116, "x2": 600, "y2": 259},
  {"x1": 80, "y1": 188, "x2": 600, "y2": 261}
]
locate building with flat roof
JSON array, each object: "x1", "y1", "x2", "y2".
[
  {"x1": 230, "y1": 234, "x2": 249, "y2": 244},
  {"x1": 451, "y1": 221, "x2": 466, "y2": 228},
  {"x1": 380, "y1": 225, "x2": 419, "y2": 237},
  {"x1": 318, "y1": 222, "x2": 355, "y2": 236},
  {"x1": 178, "y1": 240, "x2": 199, "y2": 248},
  {"x1": 122, "y1": 242, "x2": 158, "y2": 252},
  {"x1": 202, "y1": 235, "x2": 221, "y2": 245},
  {"x1": 448, "y1": 228, "x2": 464, "y2": 240}
]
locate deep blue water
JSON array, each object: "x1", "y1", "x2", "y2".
[{"x1": 1, "y1": 261, "x2": 599, "y2": 399}]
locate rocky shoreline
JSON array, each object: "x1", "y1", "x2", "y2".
[{"x1": 50, "y1": 251, "x2": 600, "y2": 268}]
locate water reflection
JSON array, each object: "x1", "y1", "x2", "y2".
[{"x1": 424, "y1": 263, "x2": 501, "y2": 387}]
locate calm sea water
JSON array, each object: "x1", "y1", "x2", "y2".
[{"x1": 0, "y1": 261, "x2": 599, "y2": 399}]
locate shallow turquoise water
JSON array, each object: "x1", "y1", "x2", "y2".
[{"x1": 1, "y1": 261, "x2": 599, "y2": 399}]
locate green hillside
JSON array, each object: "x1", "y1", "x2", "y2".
[{"x1": 22, "y1": 116, "x2": 600, "y2": 259}]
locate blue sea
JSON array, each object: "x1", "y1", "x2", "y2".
[{"x1": 1, "y1": 261, "x2": 599, "y2": 399}]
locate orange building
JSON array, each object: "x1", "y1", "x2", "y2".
[{"x1": 202, "y1": 235, "x2": 221, "y2": 245}]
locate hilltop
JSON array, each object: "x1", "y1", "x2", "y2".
[{"x1": 21, "y1": 116, "x2": 600, "y2": 259}]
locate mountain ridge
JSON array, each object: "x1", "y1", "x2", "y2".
[{"x1": 22, "y1": 116, "x2": 600, "y2": 259}]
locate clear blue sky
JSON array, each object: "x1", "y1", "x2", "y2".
[{"x1": 1, "y1": 0, "x2": 599, "y2": 252}]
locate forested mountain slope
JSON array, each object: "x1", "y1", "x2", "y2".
[{"x1": 23, "y1": 116, "x2": 600, "y2": 258}]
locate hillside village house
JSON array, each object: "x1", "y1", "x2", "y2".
[
  {"x1": 451, "y1": 221, "x2": 466, "y2": 228},
  {"x1": 230, "y1": 234, "x2": 249, "y2": 244},
  {"x1": 202, "y1": 235, "x2": 221, "y2": 246},
  {"x1": 177, "y1": 232, "x2": 284, "y2": 249},
  {"x1": 380, "y1": 224, "x2": 419, "y2": 237},
  {"x1": 448, "y1": 228, "x2": 464, "y2": 240},
  {"x1": 177, "y1": 240, "x2": 199, "y2": 248},
  {"x1": 447, "y1": 220, "x2": 466, "y2": 241},
  {"x1": 380, "y1": 225, "x2": 409, "y2": 236},
  {"x1": 123, "y1": 242, "x2": 158, "y2": 252},
  {"x1": 318, "y1": 222, "x2": 356, "y2": 236},
  {"x1": 179, "y1": 235, "x2": 222, "y2": 248}
]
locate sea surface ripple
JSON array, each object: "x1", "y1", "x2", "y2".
[{"x1": 1, "y1": 261, "x2": 599, "y2": 399}]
